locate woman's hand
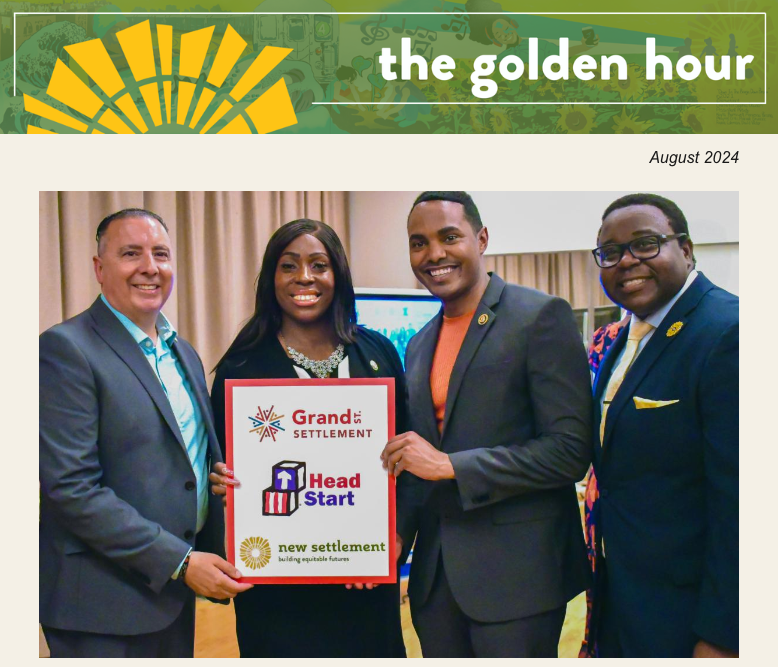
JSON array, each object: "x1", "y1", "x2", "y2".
[{"x1": 209, "y1": 462, "x2": 240, "y2": 506}]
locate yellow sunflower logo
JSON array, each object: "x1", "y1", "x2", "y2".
[
  {"x1": 489, "y1": 108, "x2": 512, "y2": 133},
  {"x1": 681, "y1": 106, "x2": 706, "y2": 133},
  {"x1": 612, "y1": 108, "x2": 654, "y2": 134},
  {"x1": 555, "y1": 104, "x2": 597, "y2": 134},
  {"x1": 240, "y1": 536, "x2": 272, "y2": 570}
]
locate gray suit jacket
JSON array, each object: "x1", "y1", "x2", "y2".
[
  {"x1": 39, "y1": 297, "x2": 225, "y2": 635},
  {"x1": 397, "y1": 274, "x2": 592, "y2": 623}
]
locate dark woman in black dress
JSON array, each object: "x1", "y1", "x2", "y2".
[{"x1": 209, "y1": 219, "x2": 407, "y2": 658}]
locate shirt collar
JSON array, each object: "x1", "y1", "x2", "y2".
[
  {"x1": 631, "y1": 269, "x2": 698, "y2": 330},
  {"x1": 100, "y1": 294, "x2": 177, "y2": 347}
]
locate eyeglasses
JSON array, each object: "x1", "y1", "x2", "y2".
[{"x1": 591, "y1": 234, "x2": 688, "y2": 268}]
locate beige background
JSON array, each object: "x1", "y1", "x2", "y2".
[
  {"x1": 10, "y1": 132, "x2": 767, "y2": 663},
  {"x1": 39, "y1": 191, "x2": 348, "y2": 378},
  {"x1": 39, "y1": 190, "x2": 624, "y2": 377}
]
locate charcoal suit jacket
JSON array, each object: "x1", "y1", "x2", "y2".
[
  {"x1": 397, "y1": 273, "x2": 592, "y2": 623},
  {"x1": 39, "y1": 297, "x2": 226, "y2": 635}
]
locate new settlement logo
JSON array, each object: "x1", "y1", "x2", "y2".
[
  {"x1": 23, "y1": 20, "x2": 297, "y2": 134},
  {"x1": 239, "y1": 536, "x2": 272, "y2": 570}
]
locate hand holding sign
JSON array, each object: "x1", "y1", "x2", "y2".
[
  {"x1": 381, "y1": 431, "x2": 455, "y2": 480},
  {"x1": 210, "y1": 461, "x2": 241, "y2": 505},
  {"x1": 227, "y1": 379, "x2": 396, "y2": 584}
]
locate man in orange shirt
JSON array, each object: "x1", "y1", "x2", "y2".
[{"x1": 382, "y1": 191, "x2": 592, "y2": 657}]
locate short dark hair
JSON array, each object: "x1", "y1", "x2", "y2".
[
  {"x1": 410, "y1": 191, "x2": 484, "y2": 232},
  {"x1": 96, "y1": 208, "x2": 167, "y2": 254},
  {"x1": 216, "y1": 219, "x2": 357, "y2": 369},
  {"x1": 600, "y1": 193, "x2": 695, "y2": 264},
  {"x1": 465, "y1": 0, "x2": 514, "y2": 46}
]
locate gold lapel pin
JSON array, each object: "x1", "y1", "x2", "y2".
[
  {"x1": 666, "y1": 321, "x2": 684, "y2": 337},
  {"x1": 478, "y1": 314, "x2": 489, "y2": 325},
  {"x1": 370, "y1": 360, "x2": 379, "y2": 371}
]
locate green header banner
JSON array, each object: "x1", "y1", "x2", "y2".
[{"x1": 1, "y1": 1, "x2": 775, "y2": 134}]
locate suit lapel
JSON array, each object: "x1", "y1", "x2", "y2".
[
  {"x1": 172, "y1": 338, "x2": 221, "y2": 463},
  {"x1": 410, "y1": 311, "x2": 442, "y2": 447},
  {"x1": 88, "y1": 298, "x2": 188, "y2": 455},
  {"x1": 601, "y1": 274, "x2": 714, "y2": 450},
  {"x1": 441, "y1": 274, "x2": 505, "y2": 439},
  {"x1": 345, "y1": 340, "x2": 370, "y2": 378}
]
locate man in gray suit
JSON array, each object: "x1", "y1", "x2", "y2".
[
  {"x1": 382, "y1": 192, "x2": 592, "y2": 657},
  {"x1": 39, "y1": 209, "x2": 252, "y2": 657}
]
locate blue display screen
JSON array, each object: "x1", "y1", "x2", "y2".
[{"x1": 355, "y1": 295, "x2": 441, "y2": 367}]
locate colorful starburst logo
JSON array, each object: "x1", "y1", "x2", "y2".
[
  {"x1": 249, "y1": 405, "x2": 285, "y2": 442},
  {"x1": 24, "y1": 20, "x2": 297, "y2": 134}
]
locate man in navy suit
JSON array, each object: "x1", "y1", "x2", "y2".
[
  {"x1": 590, "y1": 193, "x2": 738, "y2": 657},
  {"x1": 40, "y1": 209, "x2": 252, "y2": 657}
]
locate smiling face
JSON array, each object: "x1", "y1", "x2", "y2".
[
  {"x1": 598, "y1": 204, "x2": 694, "y2": 319},
  {"x1": 93, "y1": 215, "x2": 173, "y2": 334},
  {"x1": 408, "y1": 200, "x2": 489, "y2": 316},
  {"x1": 274, "y1": 233, "x2": 336, "y2": 327}
]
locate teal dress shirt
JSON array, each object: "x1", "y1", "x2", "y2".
[{"x1": 100, "y1": 295, "x2": 209, "y2": 534}]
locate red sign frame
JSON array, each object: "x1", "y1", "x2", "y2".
[{"x1": 225, "y1": 377, "x2": 396, "y2": 584}]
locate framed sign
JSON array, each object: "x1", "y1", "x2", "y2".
[{"x1": 225, "y1": 378, "x2": 396, "y2": 584}]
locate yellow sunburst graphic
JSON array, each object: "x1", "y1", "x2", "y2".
[
  {"x1": 24, "y1": 20, "x2": 297, "y2": 134},
  {"x1": 240, "y1": 536, "x2": 272, "y2": 570}
]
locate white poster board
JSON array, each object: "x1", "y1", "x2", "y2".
[{"x1": 225, "y1": 378, "x2": 396, "y2": 584}]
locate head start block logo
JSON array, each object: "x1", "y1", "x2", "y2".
[
  {"x1": 263, "y1": 461, "x2": 306, "y2": 517},
  {"x1": 249, "y1": 405, "x2": 285, "y2": 442}
]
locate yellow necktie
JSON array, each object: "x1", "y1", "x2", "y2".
[{"x1": 599, "y1": 320, "x2": 654, "y2": 446}]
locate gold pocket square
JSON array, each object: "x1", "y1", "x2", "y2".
[{"x1": 633, "y1": 397, "x2": 680, "y2": 409}]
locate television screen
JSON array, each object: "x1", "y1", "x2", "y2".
[{"x1": 355, "y1": 289, "x2": 441, "y2": 366}]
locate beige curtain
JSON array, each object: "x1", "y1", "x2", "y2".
[
  {"x1": 39, "y1": 191, "x2": 349, "y2": 381},
  {"x1": 485, "y1": 251, "x2": 612, "y2": 310}
]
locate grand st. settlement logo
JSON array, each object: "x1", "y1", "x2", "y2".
[
  {"x1": 249, "y1": 405, "x2": 285, "y2": 442},
  {"x1": 23, "y1": 20, "x2": 297, "y2": 134}
]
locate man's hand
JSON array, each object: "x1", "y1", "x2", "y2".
[
  {"x1": 209, "y1": 462, "x2": 240, "y2": 506},
  {"x1": 183, "y1": 551, "x2": 253, "y2": 599},
  {"x1": 380, "y1": 431, "x2": 455, "y2": 480},
  {"x1": 692, "y1": 640, "x2": 738, "y2": 658}
]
